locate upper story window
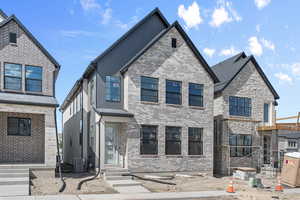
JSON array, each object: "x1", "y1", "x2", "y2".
[
  {"x1": 171, "y1": 38, "x2": 177, "y2": 48},
  {"x1": 25, "y1": 66, "x2": 42, "y2": 92},
  {"x1": 229, "y1": 134, "x2": 252, "y2": 157},
  {"x1": 105, "y1": 76, "x2": 120, "y2": 102},
  {"x1": 189, "y1": 83, "x2": 203, "y2": 107},
  {"x1": 9, "y1": 32, "x2": 17, "y2": 44},
  {"x1": 166, "y1": 80, "x2": 181, "y2": 105},
  {"x1": 7, "y1": 117, "x2": 31, "y2": 136},
  {"x1": 229, "y1": 96, "x2": 252, "y2": 117},
  {"x1": 288, "y1": 140, "x2": 297, "y2": 148},
  {"x1": 264, "y1": 103, "x2": 269, "y2": 123},
  {"x1": 4, "y1": 63, "x2": 22, "y2": 90},
  {"x1": 188, "y1": 127, "x2": 203, "y2": 155},
  {"x1": 141, "y1": 76, "x2": 158, "y2": 102},
  {"x1": 140, "y1": 125, "x2": 158, "y2": 155},
  {"x1": 165, "y1": 126, "x2": 181, "y2": 155},
  {"x1": 89, "y1": 79, "x2": 95, "y2": 105}
]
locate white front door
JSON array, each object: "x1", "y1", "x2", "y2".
[{"x1": 105, "y1": 123, "x2": 120, "y2": 165}]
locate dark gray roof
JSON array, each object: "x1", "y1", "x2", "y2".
[
  {"x1": 211, "y1": 52, "x2": 279, "y2": 99},
  {"x1": 0, "y1": 92, "x2": 59, "y2": 107},
  {"x1": 0, "y1": 12, "x2": 60, "y2": 69},
  {"x1": 95, "y1": 108, "x2": 134, "y2": 117},
  {"x1": 278, "y1": 132, "x2": 300, "y2": 139}
]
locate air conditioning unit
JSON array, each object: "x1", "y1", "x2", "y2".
[{"x1": 73, "y1": 158, "x2": 86, "y2": 173}]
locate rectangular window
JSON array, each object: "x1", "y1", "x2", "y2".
[
  {"x1": 229, "y1": 96, "x2": 252, "y2": 117},
  {"x1": 141, "y1": 76, "x2": 158, "y2": 102},
  {"x1": 25, "y1": 66, "x2": 42, "y2": 92},
  {"x1": 7, "y1": 117, "x2": 31, "y2": 136},
  {"x1": 105, "y1": 76, "x2": 121, "y2": 102},
  {"x1": 288, "y1": 140, "x2": 297, "y2": 148},
  {"x1": 165, "y1": 126, "x2": 181, "y2": 155},
  {"x1": 4, "y1": 63, "x2": 22, "y2": 90},
  {"x1": 229, "y1": 134, "x2": 252, "y2": 157},
  {"x1": 89, "y1": 79, "x2": 95, "y2": 105},
  {"x1": 264, "y1": 103, "x2": 269, "y2": 123},
  {"x1": 189, "y1": 83, "x2": 203, "y2": 107},
  {"x1": 188, "y1": 127, "x2": 203, "y2": 155},
  {"x1": 166, "y1": 80, "x2": 181, "y2": 105},
  {"x1": 171, "y1": 38, "x2": 177, "y2": 48},
  {"x1": 140, "y1": 125, "x2": 158, "y2": 155},
  {"x1": 9, "y1": 32, "x2": 17, "y2": 43}
]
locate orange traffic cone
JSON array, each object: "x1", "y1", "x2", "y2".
[
  {"x1": 275, "y1": 176, "x2": 283, "y2": 192},
  {"x1": 226, "y1": 180, "x2": 235, "y2": 193}
]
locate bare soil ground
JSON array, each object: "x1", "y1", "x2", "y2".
[{"x1": 30, "y1": 170, "x2": 116, "y2": 195}]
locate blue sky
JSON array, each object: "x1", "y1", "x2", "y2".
[{"x1": 2, "y1": 0, "x2": 300, "y2": 130}]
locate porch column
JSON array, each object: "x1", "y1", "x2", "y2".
[{"x1": 99, "y1": 119, "x2": 105, "y2": 170}]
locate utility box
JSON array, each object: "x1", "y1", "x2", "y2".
[{"x1": 281, "y1": 152, "x2": 300, "y2": 187}]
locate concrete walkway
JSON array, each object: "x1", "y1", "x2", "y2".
[{"x1": 0, "y1": 191, "x2": 233, "y2": 200}]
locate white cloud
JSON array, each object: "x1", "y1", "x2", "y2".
[
  {"x1": 60, "y1": 30, "x2": 96, "y2": 38},
  {"x1": 210, "y1": 0, "x2": 242, "y2": 27},
  {"x1": 101, "y1": 8, "x2": 112, "y2": 24},
  {"x1": 219, "y1": 46, "x2": 239, "y2": 56},
  {"x1": 256, "y1": 24, "x2": 260, "y2": 32},
  {"x1": 203, "y1": 48, "x2": 216, "y2": 58},
  {"x1": 254, "y1": 0, "x2": 271, "y2": 10},
  {"x1": 292, "y1": 63, "x2": 300, "y2": 76},
  {"x1": 274, "y1": 72, "x2": 293, "y2": 84},
  {"x1": 248, "y1": 36, "x2": 263, "y2": 56},
  {"x1": 260, "y1": 38, "x2": 275, "y2": 51},
  {"x1": 115, "y1": 15, "x2": 139, "y2": 30},
  {"x1": 178, "y1": 1, "x2": 203, "y2": 29},
  {"x1": 80, "y1": 0, "x2": 100, "y2": 11}
]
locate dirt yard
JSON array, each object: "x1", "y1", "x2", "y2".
[{"x1": 30, "y1": 170, "x2": 116, "y2": 195}]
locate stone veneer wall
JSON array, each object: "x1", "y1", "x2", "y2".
[
  {"x1": 213, "y1": 61, "x2": 276, "y2": 175},
  {"x1": 0, "y1": 103, "x2": 57, "y2": 167},
  {"x1": 124, "y1": 27, "x2": 215, "y2": 173}
]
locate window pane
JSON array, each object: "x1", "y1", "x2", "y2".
[
  {"x1": 19, "y1": 119, "x2": 31, "y2": 136},
  {"x1": 229, "y1": 96, "x2": 252, "y2": 117},
  {"x1": 5, "y1": 77, "x2": 22, "y2": 90},
  {"x1": 188, "y1": 128, "x2": 203, "y2": 155},
  {"x1": 26, "y1": 66, "x2": 42, "y2": 80},
  {"x1": 7, "y1": 118, "x2": 31, "y2": 136},
  {"x1": 166, "y1": 127, "x2": 181, "y2": 155},
  {"x1": 105, "y1": 76, "x2": 121, "y2": 102},
  {"x1": 141, "y1": 77, "x2": 158, "y2": 90},
  {"x1": 141, "y1": 76, "x2": 158, "y2": 102},
  {"x1": 5, "y1": 63, "x2": 21, "y2": 77},
  {"x1": 189, "y1": 83, "x2": 203, "y2": 107},
  {"x1": 166, "y1": 80, "x2": 181, "y2": 93},
  {"x1": 7, "y1": 118, "x2": 19, "y2": 135},
  {"x1": 166, "y1": 80, "x2": 181, "y2": 105},
  {"x1": 264, "y1": 103, "x2": 269, "y2": 122},
  {"x1": 26, "y1": 79, "x2": 42, "y2": 92},
  {"x1": 229, "y1": 134, "x2": 252, "y2": 157},
  {"x1": 9, "y1": 32, "x2": 17, "y2": 43},
  {"x1": 140, "y1": 125, "x2": 157, "y2": 155}
]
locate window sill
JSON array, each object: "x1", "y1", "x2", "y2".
[
  {"x1": 141, "y1": 101, "x2": 160, "y2": 105},
  {"x1": 140, "y1": 155, "x2": 159, "y2": 158},
  {"x1": 25, "y1": 91, "x2": 43, "y2": 95},
  {"x1": 166, "y1": 155, "x2": 183, "y2": 158},
  {"x1": 188, "y1": 155, "x2": 205, "y2": 158},
  {"x1": 166, "y1": 104, "x2": 183, "y2": 108},
  {"x1": 10, "y1": 43, "x2": 17, "y2": 47},
  {"x1": 189, "y1": 106, "x2": 205, "y2": 110}
]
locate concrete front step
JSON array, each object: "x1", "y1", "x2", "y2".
[
  {"x1": 0, "y1": 177, "x2": 29, "y2": 185},
  {"x1": 0, "y1": 169, "x2": 29, "y2": 173},
  {"x1": 107, "y1": 180, "x2": 142, "y2": 187},
  {"x1": 105, "y1": 175, "x2": 132, "y2": 181},
  {"x1": 0, "y1": 184, "x2": 29, "y2": 197},
  {"x1": 114, "y1": 185, "x2": 150, "y2": 193},
  {"x1": 0, "y1": 173, "x2": 28, "y2": 178}
]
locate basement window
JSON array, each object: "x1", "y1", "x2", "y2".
[
  {"x1": 171, "y1": 38, "x2": 177, "y2": 48},
  {"x1": 9, "y1": 32, "x2": 17, "y2": 44}
]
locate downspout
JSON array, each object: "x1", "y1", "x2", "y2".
[{"x1": 77, "y1": 113, "x2": 103, "y2": 190}]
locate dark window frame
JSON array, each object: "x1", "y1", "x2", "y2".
[
  {"x1": 7, "y1": 117, "x2": 31, "y2": 136},
  {"x1": 171, "y1": 38, "x2": 177, "y2": 48},
  {"x1": 105, "y1": 76, "x2": 121, "y2": 102},
  {"x1": 166, "y1": 80, "x2": 182, "y2": 105},
  {"x1": 140, "y1": 76, "x2": 159, "y2": 103},
  {"x1": 4, "y1": 62, "x2": 22, "y2": 91},
  {"x1": 229, "y1": 134, "x2": 252, "y2": 157},
  {"x1": 165, "y1": 126, "x2": 182, "y2": 155},
  {"x1": 264, "y1": 103, "x2": 269, "y2": 123},
  {"x1": 229, "y1": 96, "x2": 252, "y2": 117},
  {"x1": 188, "y1": 127, "x2": 203, "y2": 155},
  {"x1": 189, "y1": 83, "x2": 204, "y2": 107},
  {"x1": 140, "y1": 125, "x2": 158, "y2": 155},
  {"x1": 9, "y1": 32, "x2": 17, "y2": 44},
  {"x1": 25, "y1": 65, "x2": 43, "y2": 92}
]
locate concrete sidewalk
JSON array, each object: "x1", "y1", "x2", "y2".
[{"x1": 0, "y1": 191, "x2": 233, "y2": 200}]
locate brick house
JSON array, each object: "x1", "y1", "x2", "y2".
[
  {"x1": 60, "y1": 8, "x2": 219, "y2": 174},
  {"x1": 0, "y1": 10, "x2": 60, "y2": 168},
  {"x1": 212, "y1": 52, "x2": 280, "y2": 175}
]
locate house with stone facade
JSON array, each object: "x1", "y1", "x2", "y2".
[
  {"x1": 212, "y1": 52, "x2": 280, "y2": 175},
  {"x1": 0, "y1": 9, "x2": 60, "y2": 168},
  {"x1": 60, "y1": 8, "x2": 219, "y2": 174}
]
